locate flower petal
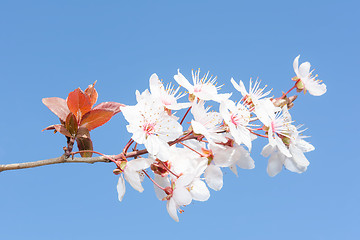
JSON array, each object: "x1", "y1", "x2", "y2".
[
  {"x1": 117, "y1": 175, "x2": 126, "y2": 202},
  {"x1": 205, "y1": 165, "x2": 223, "y2": 191},
  {"x1": 190, "y1": 179, "x2": 210, "y2": 201},
  {"x1": 167, "y1": 198, "x2": 179, "y2": 222}
]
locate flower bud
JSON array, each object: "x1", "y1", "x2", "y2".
[
  {"x1": 296, "y1": 81, "x2": 305, "y2": 91},
  {"x1": 113, "y1": 168, "x2": 122, "y2": 175}
]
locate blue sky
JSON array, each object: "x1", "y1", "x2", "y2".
[{"x1": 0, "y1": 0, "x2": 359, "y2": 239}]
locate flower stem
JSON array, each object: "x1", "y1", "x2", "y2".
[
  {"x1": 180, "y1": 106, "x2": 192, "y2": 125},
  {"x1": 178, "y1": 142, "x2": 204, "y2": 157},
  {"x1": 142, "y1": 170, "x2": 165, "y2": 191}
]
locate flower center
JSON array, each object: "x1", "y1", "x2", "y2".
[
  {"x1": 194, "y1": 85, "x2": 202, "y2": 93},
  {"x1": 230, "y1": 113, "x2": 241, "y2": 126},
  {"x1": 143, "y1": 122, "x2": 155, "y2": 136}
]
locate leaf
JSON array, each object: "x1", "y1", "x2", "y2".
[
  {"x1": 93, "y1": 102, "x2": 125, "y2": 115},
  {"x1": 76, "y1": 137, "x2": 93, "y2": 157},
  {"x1": 65, "y1": 113, "x2": 78, "y2": 136},
  {"x1": 80, "y1": 109, "x2": 114, "y2": 131},
  {"x1": 84, "y1": 81, "x2": 98, "y2": 107},
  {"x1": 66, "y1": 88, "x2": 92, "y2": 121},
  {"x1": 76, "y1": 126, "x2": 91, "y2": 139},
  {"x1": 42, "y1": 124, "x2": 72, "y2": 137},
  {"x1": 42, "y1": 97, "x2": 70, "y2": 122}
]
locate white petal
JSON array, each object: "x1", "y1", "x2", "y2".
[
  {"x1": 127, "y1": 158, "x2": 153, "y2": 172},
  {"x1": 190, "y1": 179, "x2": 210, "y2": 201},
  {"x1": 297, "y1": 139, "x2": 315, "y2": 153},
  {"x1": 205, "y1": 165, "x2": 223, "y2": 191},
  {"x1": 236, "y1": 147, "x2": 255, "y2": 169},
  {"x1": 174, "y1": 70, "x2": 194, "y2": 93},
  {"x1": 124, "y1": 170, "x2": 143, "y2": 193},
  {"x1": 299, "y1": 62, "x2": 311, "y2": 78},
  {"x1": 293, "y1": 55, "x2": 300, "y2": 76},
  {"x1": 167, "y1": 199, "x2": 179, "y2": 222},
  {"x1": 154, "y1": 175, "x2": 170, "y2": 200},
  {"x1": 176, "y1": 174, "x2": 194, "y2": 187},
  {"x1": 231, "y1": 78, "x2": 248, "y2": 97},
  {"x1": 173, "y1": 186, "x2": 192, "y2": 206},
  {"x1": 261, "y1": 143, "x2": 275, "y2": 157},
  {"x1": 306, "y1": 81, "x2": 327, "y2": 96},
  {"x1": 289, "y1": 144, "x2": 310, "y2": 169},
  {"x1": 117, "y1": 175, "x2": 126, "y2": 202},
  {"x1": 267, "y1": 152, "x2": 284, "y2": 177},
  {"x1": 229, "y1": 164, "x2": 238, "y2": 176},
  {"x1": 149, "y1": 73, "x2": 161, "y2": 96},
  {"x1": 275, "y1": 135, "x2": 292, "y2": 158},
  {"x1": 144, "y1": 135, "x2": 161, "y2": 156}
]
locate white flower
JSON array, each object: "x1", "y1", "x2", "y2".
[
  {"x1": 190, "y1": 101, "x2": 227, "y2": 144},
  {"x1": 210, "y1": 141, "x2": 255, "y2": 176},
  {"x1": 155, "y1": 160, "x2": 209, "y2": 222},
  {"x1": 149, "y1": 73, "x2": 191, "y2": 110},
  {"x1": 117, "y1": 158, "x2": 154, "y2": 201},
  {"x1": 262, "y1": 122, "x2": 314, "y2": 177},
  {"x1": 174, "y1": 69, "x2": 230, "y2": 102},
  {"x1": 284, "y1": 125, "x2": 314, "y2": 174},
  {"x1": 121, "y1": 94, "x2": 183, "y2": 157},
  {"x1": 231, "y1": 78, "x2": 272, "y2": 106},
  {"x1": 293, "y1": 55, "x2": 327, "y2": 96},
  {"x1": 220, "y1": 100, "x2": 252, "y2": 150},
  {"x1": 262, "y1": 106, "x2": 292, "y2": 158}
]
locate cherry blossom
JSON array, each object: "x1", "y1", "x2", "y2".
[
  {"x1": 117, "y1": 157, "x2": 154, "y2": 201},
  {"x1": 191, "y1": 101, "x2": 227, "y2": 144},
  {"x1": 121, "y1": 93, "x2": 183, "y2": 157},
  {"x1": 293, "y1": 55, "x2": 327, "y2": 96},
  {"x1": 220, "y1": 100, "x2": 252, "y2": 150},
  {"x1": 149, "y1": 73, "x2": 191, "y2": 110},
  {"x1": 174, "y1": 69, "x2": 230, "y2": 102}
]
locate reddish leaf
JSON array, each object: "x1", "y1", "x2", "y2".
[
  {"x1": 84, "y1": 81, "x2": 98, "y2": 107},
  {"x1": 65, "y1": 113, "x2": 78, "y2": 136},
  {"x1": 42, "y1": 97, "x2": 70, "y2": 122},
  {"x1": 66, "y1": 88, "x2": 92, "y2": 121},
  {"x1": 76, "y1": 137, "x2": 93, "y2": 157},
  {"x1": 93, "y1": 102, "x2": 125, "y2": 115},
  {"x1": 42, "y1": 124, "x2": 72, "y2": 137},
  {"x1": 80, "y1": 109, "x2": 114, "y2": 131},
  {"x1": 76, "y1": 126, "x2": 91, "y2": 139}
]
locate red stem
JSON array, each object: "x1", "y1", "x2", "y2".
[
  {"x1": 278, "y1": 80, "x2": 299, "y2": 99},
  {"x1": 142, "y1": 170, "x2": 165, "y2": 191},
  {"x1": 178, "y1": 142, "x2": 204, "y2": 157},
  {"x1": 180, "y1": 106, "x2": 192, "y2": 125},
  {"x1": 159, "y1": 161, "x2": 179, "y2": 178}
]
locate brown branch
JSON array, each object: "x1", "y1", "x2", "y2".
[
  {"x1": 0, "y1": 155, "x2": 114, "y2": 172},
  {"x1": 0, "y1": 132, "x2": 198, "y2": 173}
]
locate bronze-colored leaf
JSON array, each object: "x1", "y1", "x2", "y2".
[
  {"x1": 65, "y1": 113, "x2": 78, "y2": 136},
  {"x1": 93, "y1": 102, "x2": 125, "y2": 115},
  {"x1": 84, "y1": 81, "x2": 98, "y2": 107},
  {"x1": 80, "y1": 109, "x2": 114, "y2": 131},
  {"x1": 42, "y1": 124, "x2": 72, "y2": 137},
  {"x1": 66, "y1": 88, "x2": 92, "y2": 121},
  {"x1": 76, "y1": 137, "x2": 93, "y2": 157},
  {"x1": 42, "y1": 97, "x2": 70, "y2": 122},
  {"x1": 76, "y1": 126, "x2": 91, "y2": 139}
]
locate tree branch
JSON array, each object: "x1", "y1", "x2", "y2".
[
  {"x1": 0, "y1": 132, "x2": 198, "y2": 173},
  {"x1": 0, "y1": 155, "x2": 114, "y2": 172}
]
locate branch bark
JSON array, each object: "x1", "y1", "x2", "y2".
[
  {"x1": 0, "y1": 132, "x2": 197, "y2": 173},
  {"x1": 0, "y1": 155, "x2": 114, "y2": 172}
]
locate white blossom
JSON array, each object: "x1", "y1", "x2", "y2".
[
  {"x1": 149, "y1": 73, "x2": 191, "y2": 110},
  {"x1": 174, "y1": 69, "x2": 230, "y2": 102},
  {"x1": 293, "y1": 55, "x2": 327, "y2": 96},
  {"x1": 121, "y1": 93, "x2": 183, "y2": 157}
]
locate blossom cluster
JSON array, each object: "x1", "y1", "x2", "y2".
[{"x1": 116, "y1": 55, "x2": 326, "y2": 221}]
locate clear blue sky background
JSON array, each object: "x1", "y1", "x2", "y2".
[{"x1": 0, "y1": 1, "x2": 359, "y2": 239}]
